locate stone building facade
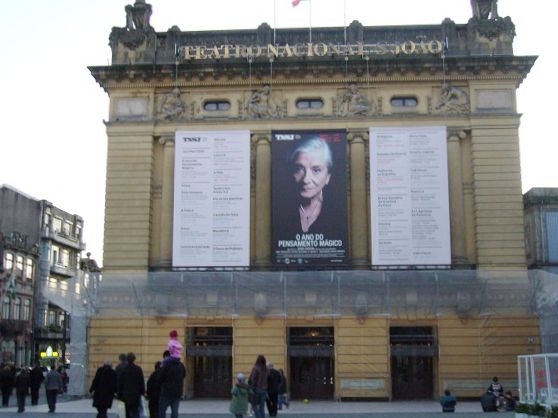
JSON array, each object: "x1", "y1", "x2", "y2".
[
  {"x1": 89, "y1": 0, "x2": 539, "y2": 400},
  {"x1": 0, "y1": 185, "x2": 86, "y2": 366}
]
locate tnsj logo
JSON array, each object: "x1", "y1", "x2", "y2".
[
  {"x1": 275, "y1": 134, "x2": 299, "y2": 141},
  {"x1": 182, "y1": 137, "x2": 203, "y2": 142}
]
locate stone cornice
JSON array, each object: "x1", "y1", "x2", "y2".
[{"x1": 89, "y1": 55, "x2": 536, "y2": 92}]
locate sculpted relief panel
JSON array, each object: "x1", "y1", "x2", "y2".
[{"x1": 333, "y1": 85, "x2": 374, "y2": 117}]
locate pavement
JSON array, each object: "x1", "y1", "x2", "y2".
[{"x1": 0, "y1": 397, "x2": 514, "y2": 417}]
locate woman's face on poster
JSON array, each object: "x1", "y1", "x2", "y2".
[{"x1": 292, "y1": 149, "x2": 331, "y2": 200}]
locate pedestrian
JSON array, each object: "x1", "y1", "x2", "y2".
[
  {"x1": 146, "y1": 361, "x2": 162, "y2": 418},
  {"x1": 229, "y1": 373, "x2": 252, "y2": 418},
  {"x1": 15, "y1": 367, "x2": 30, "y2": 413},
  {"x1": 277, "y1": 369, "x2": 289, "y2": 410},
  {"x1": 248, "y1": 355, "x2": 268, "y2": 418},
  {"x1": 115, "y1": 353, "x2": 127, "y2": 382},
  {"x1": 266, "y1": 363, "x2": 281, "y2": 417},
  {"x1": 0, "y1": 364, "x2": 15, "y2": 407},
  {"x1": 117, "y1": 352, "x2": 145, "y2": 418},
  {"x1": 44, "y1": 362, "x2": 63, "y2": 413},
  {"x1": 58, "y1": 366, "x2": 68, "y2": 393},
  {"x1": 486, "y1": 376, "x2": 504, "y2": 409},
  {"x1": 158, "y1": 352, "x2": 185, "y2": 418},
  {"x1": 89, "y1": 360, "x2": 117, "y2": 418},
  {"x1": 29, "y1": 362, "x2": 44, "y2": 405},
  {"x1": 166, "y1": 330, "x2": 182, "y2": 363},
  {"x1": 440, "y1": 389, "x2": 457, "y2": 413}
]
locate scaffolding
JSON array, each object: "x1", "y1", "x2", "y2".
[{"x1": 45, "y1": 268, "x2": 558, "y2": 396}]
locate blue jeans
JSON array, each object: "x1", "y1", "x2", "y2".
[
  {"x1": 159, "y1": 395, "x2": 180, "y2": 418},
  {"x1": 251, "y1": 389, "x2": 267, "y2": 418}
]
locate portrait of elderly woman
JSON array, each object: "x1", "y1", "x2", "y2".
[
  {"x1": 290, "y1": 137, "x2": 333, "y2": 233},
  {"x1": 271, "y1": 131, "x2": 348, "y2": 266}
]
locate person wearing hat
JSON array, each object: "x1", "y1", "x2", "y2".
[{"x1": 229, "y1": 373, "x2": 252, "y2": 418}]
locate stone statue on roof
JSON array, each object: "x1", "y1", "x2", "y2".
[{"x1": 471, "y1": 0, "x2": 499, "y2": 20}]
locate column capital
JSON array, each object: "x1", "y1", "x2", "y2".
[
  {"x1": 347, "y1": 130, "x2": 369, "y2": 142},
  {"x1": 447, "y1": 129, "x2": 467, "y2": 142},
  {"x1": 251, "y1": 132, "x2": 271, "y2": 145},
  {"x1": 158, "y1": 135, "x2": 175, "y2": 146}
]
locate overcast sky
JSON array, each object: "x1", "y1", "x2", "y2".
[{"x1": 0, "y1": 0, "x2": 553, "y2": 265}]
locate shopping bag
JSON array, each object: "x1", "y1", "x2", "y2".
[
  {"x1": 116, "y1": 400, "x2": 126, "y2": 418},
  {"x1": 139, "y1": 396, "x2": 148, "y2": 418}
]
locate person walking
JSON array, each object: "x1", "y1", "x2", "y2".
[
  {"x1": 248, "y1": 355, "x2": 268, "y2": 418},
  {"x1": 89, "y1": 360, "x2": 117, "y2": 418},
  {"x1": 29, "y1": 362, "x2": 44, "y2": 406},
  {"x1": 266, "y1": 363, "x2": 281, "y2": 417},
  {"x1": 277, "y1": 369, "x2": 289, "y2": 411},
  {"x1": 158, "y1": 354, "x2": 185, "y2": 418},
  {"x1": 44, "y1": 362, "x2": 63, "y2": 413},
  {"x1": 146, "y1": 361, "x2": 162, "y2": 418},
  {"x1": 0, "y1": 364, "x2": 15, "y2": 407},
  {"x1": 117, "y1": 353, "x2": 145, "y2": 418},
  {"x1": 229, "y1": 373, "x2": 252, "y2": 418},
  {"x1": 15, "y1": 367, "x2": 30, "y2": 413}
]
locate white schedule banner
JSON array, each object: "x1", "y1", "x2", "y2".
[
  {"x1": 370, "y1": 126, "x2": 451, "y2": 265},
  {"x1": 173, "y1": 130, "x2": 250, "y2": 267}
]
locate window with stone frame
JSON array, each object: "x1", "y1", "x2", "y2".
[
  {"x1": 63, "y1": 221, "x2": 72, "y2": 236},
  {"x1": 2, "y1": 297, "x2": 10, "y2": 319},
  {"x1": 15, "y1": 256, "x2": 24, "y2": 279},
  {"x1": 13, "y1": 298, "x2": 21, "y2": 320},
  {"x1": 23, "y1": 299, "x2": 30, "y2": 321},
  {"x1": 4, "y1": 253, "x2": 13, "y2": 271},
  {"x1": 25, "y1": 259, "x2": 33, "y2": 280},
  {"x1": 53, "y1": 217, "x2": 62, "y2": 233}
]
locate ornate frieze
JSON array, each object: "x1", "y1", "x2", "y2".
[
  {"x1": 239, "y1": 86, "x2": 287, "y2": 120},
  {"x1": 333, "y1": 85, "x2": 374, "y2": 117},
  {"x1": 435, "y1": 84, "x2": 470, "y2": 114}
]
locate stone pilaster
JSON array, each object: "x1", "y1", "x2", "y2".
[
  {"x1": 348, "y1": 130, "x2": 369, "y2": 266},
  {"x1": 447, "y1": 130, "x2": 468, "y2": 265},
  {"x1": 254, "y1": 133, "x2": 272, "y2": 266},
  {"x1": 158, "y1": 135, "x2": 175, "y2": 267}
]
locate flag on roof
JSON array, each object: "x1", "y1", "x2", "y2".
[{"x1": 292, "y1": 0, "x2": 308, "y2": 7}]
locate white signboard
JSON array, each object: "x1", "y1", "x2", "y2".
[
  {"x1": 173, "y1": 130, "x2": 250, "y2": 267},
  {"x1": 370, "y1": 126, "x2": 451, "y2": 265}
]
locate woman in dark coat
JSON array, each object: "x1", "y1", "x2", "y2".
[
  {"x1": 89, "y1": 361, "x2": 117, "y2": 418},
  {"x1": 0, "y1": 364, "x2": 15, "y2": 407},
  {"x1": 248, "y1": 355, "x2": 268, "y2": 418},
  {"x1": 146, "y1": 361, "x2": 162, "y2": 418}
]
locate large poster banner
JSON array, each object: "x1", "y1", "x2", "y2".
[
  {"x1": 370, "y1": 126, "x2": 451, "y2": 265},
  {"x1": 173, "y1": 130, "x2": 250, "y2": 267},
  {"x1": 272, "y1": 131, "x2": 348, "y2": 266}
]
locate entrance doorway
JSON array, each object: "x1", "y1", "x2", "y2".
[
  {"x1": 288, "y1": 327, "x2": 334, "y2": 400},
  {"x1": 188, "y1": 327, "x2": 232, "y2": 398},
  {"x1": 390, "y1": 326, "x2": 436, "y2": 400}
]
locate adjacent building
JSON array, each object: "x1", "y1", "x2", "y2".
[
  {"x1": 89, "y1": 0, "x2": 540, "y2": 400},
  {"x1": 0, "y1": 185, "x2": 86, "y2": 365}
]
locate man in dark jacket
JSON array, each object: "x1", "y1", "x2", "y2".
[
  {"x1": 15, "y1": 368, "x2": 30, "y2": 413},
  {"x1": 44, "y1": 362, "x2": 63, "y2": 413},
  {"x1": 266, "y1": 363, "x2": 282, "y2": 417},
  {"x1": 29, "y1": 362, "x2": 44, "y2": 405},
  {"x1": 117, "y1": 353, "x2": 145, "y2": 418},
  {"x1": 158, "y1": 356, "x2": 185, "y2": 418},
  {"x1": 90, "y1": 360, "x2": 117, "y2": 418},
  {"x1": 146, "y1": 361, "x2": 162, "y2": 418}
]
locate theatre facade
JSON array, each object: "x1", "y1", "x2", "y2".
[{"x1": 89, "y1": 0, "x2": 539, "y2": 400}]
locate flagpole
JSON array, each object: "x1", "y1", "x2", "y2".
[
  {"x1": 273, "y1": 0, "x2": 277, "y2": 44},
  {"x1": 344, "y1": 0, "x2": 347, "y2": 45},
  {"x1": 309, "y1": 0, "x2": 312, "y2": 43}
]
